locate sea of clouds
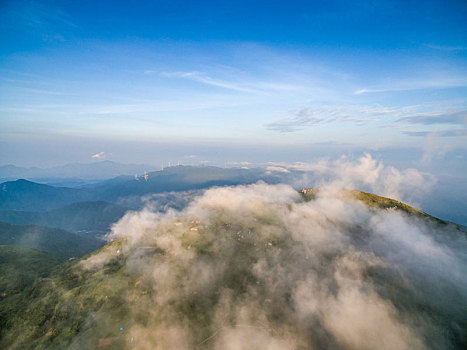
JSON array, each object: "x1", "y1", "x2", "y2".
[{"x1": 77, "y1": 174, "x2": 466, "y2": 349}]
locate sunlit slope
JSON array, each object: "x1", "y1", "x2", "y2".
[
  {"x1": 301, "y1": 188, "x2": 451, "y2": 224},
  {"x1": 1, "y1": 185, "x2": 465, "y2": 350}
]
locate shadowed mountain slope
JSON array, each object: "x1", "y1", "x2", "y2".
[
  {"x1": 0, "y1": 167, "x2": 269, "y2": 211},
  {"x1": 93, "y1": 166, "x2": 270, "y2": 202},
  {"x1": 0, "y1": 222, "x2": 104, "y2": 259},
  {"x1": 0, "y1": 180, "x2": 92, "y2": 212},
  {"x1": 0, "y1": 201, "x2": 128, "y2": 238}
]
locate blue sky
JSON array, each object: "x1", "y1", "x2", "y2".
[{"x1": 0, "y1": 0, "x2": 466, "y2": 168}]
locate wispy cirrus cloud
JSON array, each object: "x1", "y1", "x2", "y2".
[
  {"x1": 157, "y1": 70, "x2": 307, "y2": 95},
  {"x1": 354, "y1": 76, "x2": 467, "y2": 95},
  {"x1": 265, "y1": 105, "x2": 407, "y2": 132},
  {"x1": 23, "y1": 1, "x2": 77, "y2": 29},
  {"x1": 403, "y1": 130, "x2": 466, "y2": 137},
  {"x1": 266, "y1": 104, "x2": 467, "y2": 134},
  {"x1": 15, "y1": 87, "x2": 75, "y2": 96},
  {"x1": 398, "y1": 110, "x2": 467, "y2": 125},
  {"x1": 159, "y1": 71, "x2": 260, "y2": 93},
  {"x1": 398, "y1": 110, "x2": 467, "y2": 137},
  {"x1": 1, "y1": 1, "x2": 78, "y2": 43},
  {"x1": 425, "y1": 44, "x2": 467, "y2": 51}
]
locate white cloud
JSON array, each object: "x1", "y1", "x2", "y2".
[
  {"x1": 265, "y1": 166, "x2": 290, "y2": 173},
  {"x1": 268, "y1": 153, "x2": 436, "y2": 204},
  {"x1": 91, "y1": 151, "x2": 106, "y2": 159},
  {"x1": 75, "y1": 182, "x2": 466, "y2": 349},
  {"x1": 266, "y1": 105, "x2": 411, "y2": 132},
  {"x1": 266, "y1": 103, "x2": 467, "y2": 133},
  {"x1": 354, "y1": 75, "x2": 467, "y2": 95},
  {"x1": 161, "y1": 71, "x2": 260, "y2": 93}
]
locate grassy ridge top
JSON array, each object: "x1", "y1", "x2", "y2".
[{"x1": 299, "y1": 188, "x2": 447, "y2": 224}]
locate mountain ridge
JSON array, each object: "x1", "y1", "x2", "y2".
[
  {"x1": 0, "y1": 221, "x2": 104, "y2": 259},
  {"x1": 0, "y1": 161, "x2": 155, "y2": 181},
  {"x1": 0, "y1": 201, "x2": 128, "y2": 238}
]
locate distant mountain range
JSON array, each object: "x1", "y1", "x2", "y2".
[
  {"x1": 1, "y1": 164, "x2": 465, "y2": 225},
  {"x1": 0, "y1": 166, "x2": 279, "y2": 263},
  {"x1": 0, "y1": 160, "x2": 155, "y2": 183},
  {"x1": 0, "y1": 222, "x2": 103, "y2": 259},
  {"x1": 0, "y1": 166, "x2": 276, "y2": 212},
  {"x1": 0, "y1": 201, "x2": 128, "y2": 238},
  {"x1": 0, "y1": 179, "x2": 92, "y2": 211},
  {"x1": 93, "y1": 165, "x2": 272, "y2": 202}
]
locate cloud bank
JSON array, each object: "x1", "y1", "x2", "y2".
[
  {"x1": 73, "y1": 181, "x2": 467, "y2": 349},
  {"x1": 268, "y1": 153, "x2": 436, "y2": 205}
]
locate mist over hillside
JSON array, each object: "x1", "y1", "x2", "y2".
[
  {"x1": 4, "y1": 154, "x2": 464, "y2": 226},
  {"x1": 1, "y1": 183, "x2": 465, "y2": 349},
  {"x1": 3, "y1": 153, "x2": 466, "y2": 225}
]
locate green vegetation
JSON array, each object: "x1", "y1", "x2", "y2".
[
  {"x1": 0, "y1": 201, "x2": 128, "y2": 238},
  {"x1": 0, "y1": 245, "x2": 61, "y2": 296},
  {"x1": 0, "y1": 241, "x2": 133, "y2": 349},
  {"x1": 0, "y1": 245, "x2": 62, "y2": 346},
  {"x1": 0, "y1": 221, "x2": 104, "y2": 259}
]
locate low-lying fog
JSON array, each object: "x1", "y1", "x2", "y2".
[{"x1": 77, "y1": 181, "x2": 466, "y2": 349}]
